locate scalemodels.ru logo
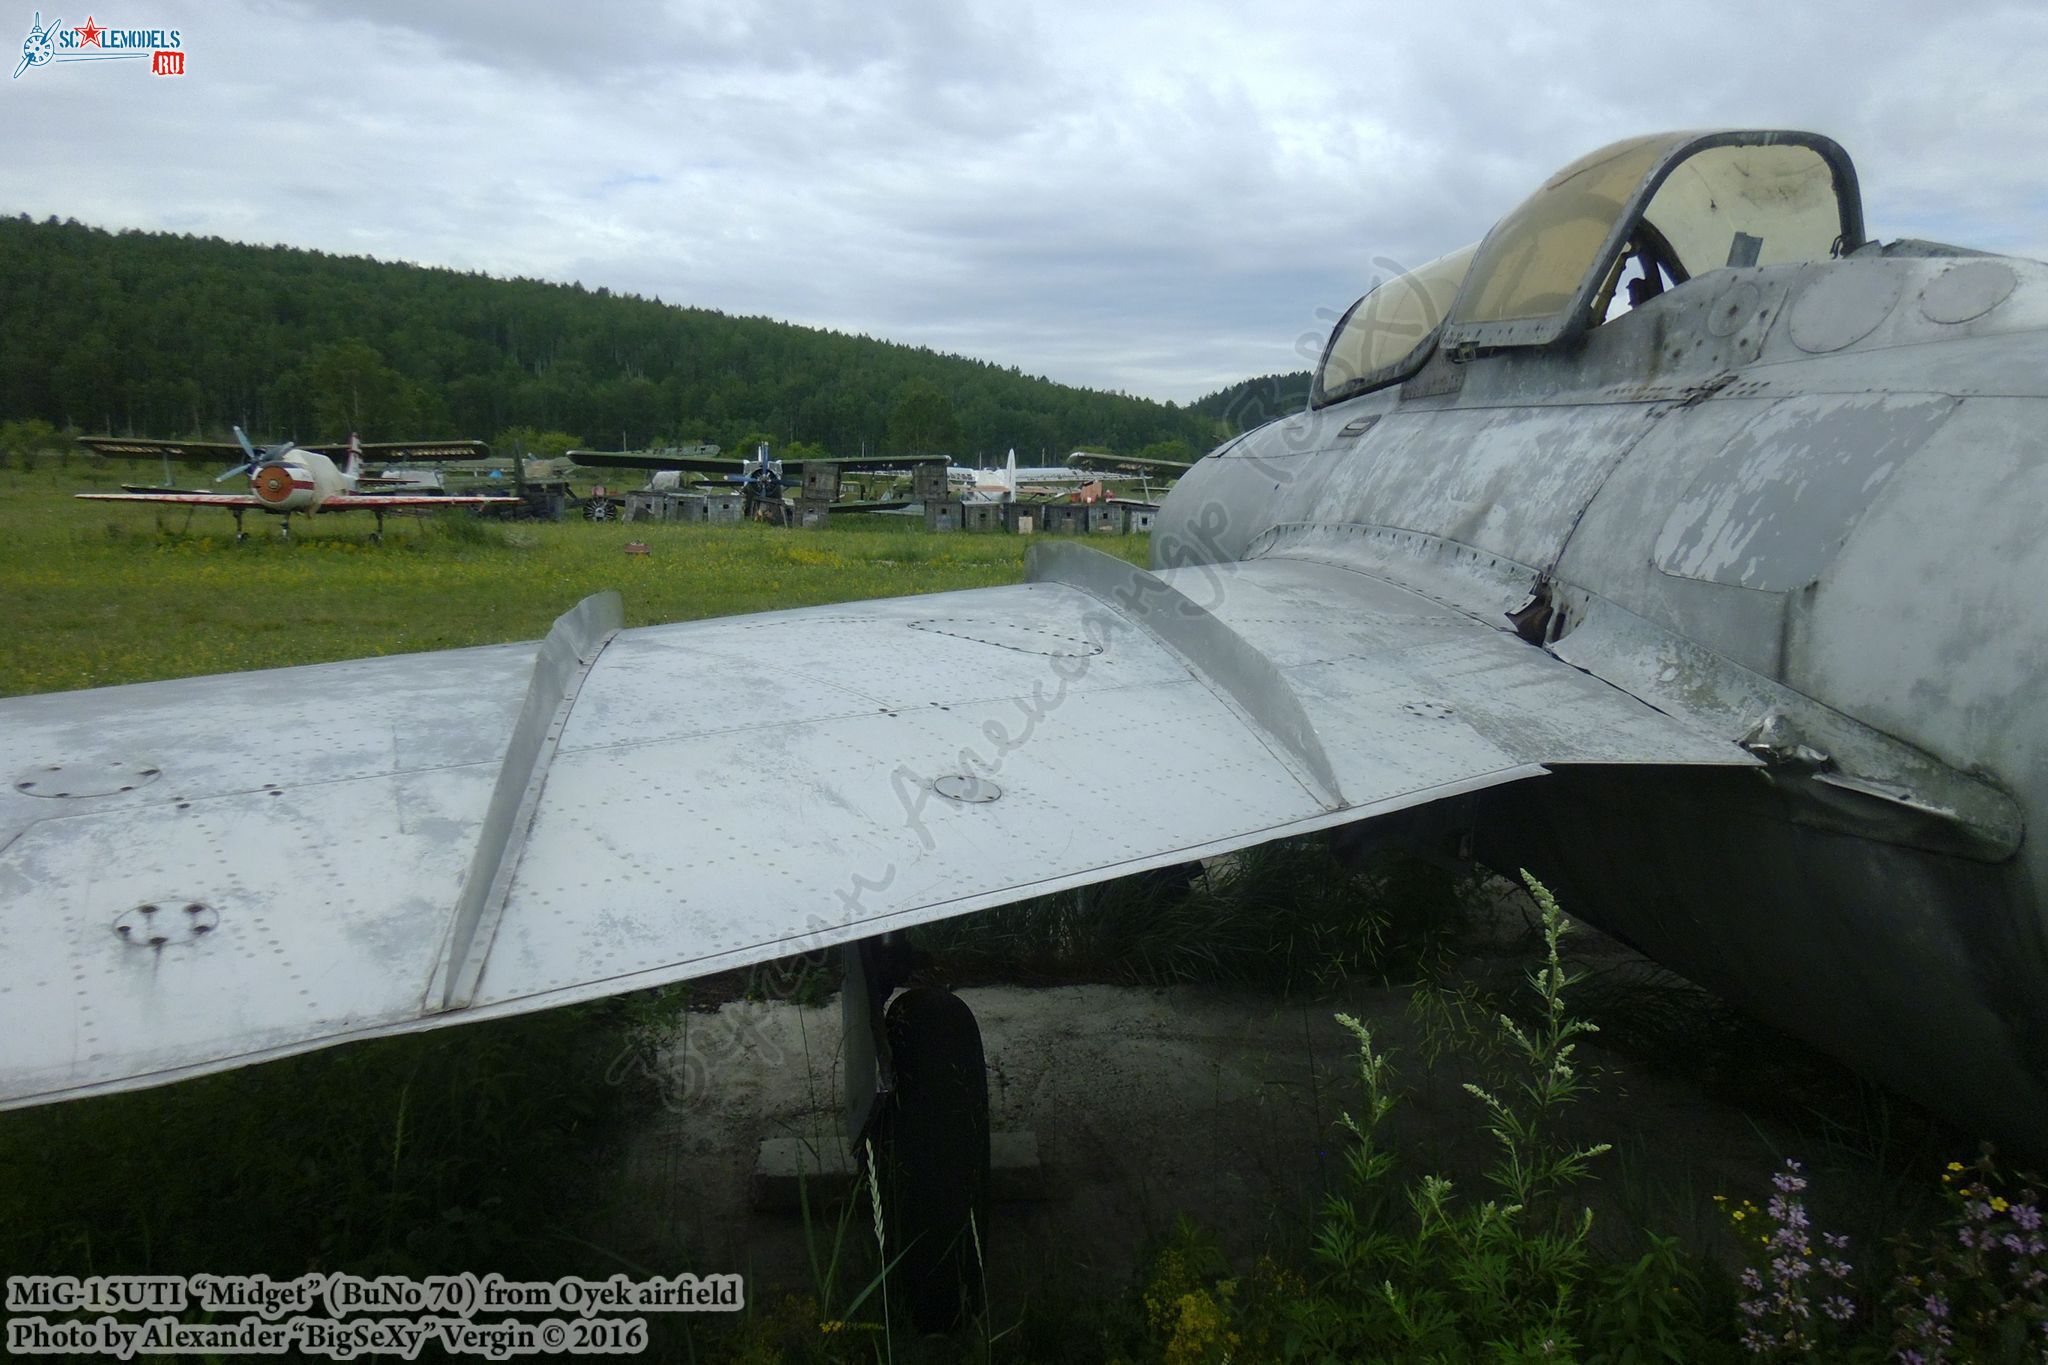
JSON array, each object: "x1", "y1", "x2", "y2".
[{"x1": 14, "y1": 11, "x2": 184, "y2": 79}]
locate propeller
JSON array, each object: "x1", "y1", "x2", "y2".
[{"x1": 216, "y1": 426, "x2": 298, "y2": 482}]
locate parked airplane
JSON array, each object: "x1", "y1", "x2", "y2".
[
  {"x1": 954, "y1": 449, "x2": 1021, "y2": 501},
  {"x1": 569, "y1": 443, "x2": 935, "y2": 516},
  {"x1": 950, "y1": 449, "x2": 1151, "y2": 502},
  {"x1": 8, "y1": 129, "x2": 2048, "y2": 1327},
  {"x1": 75, "y1": 429, "x2": 520, "y2": 538},
  {"x1": 567, "y1": 443, "x2": 947, "y2": 484},
  {"x1": 574, "y1": 445, "x2": 1142, "y2": 506}
]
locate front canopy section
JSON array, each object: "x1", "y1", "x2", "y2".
[
  {"x1": 1441, "y1": 130, "x2": 1864, "y2": 350},
  {"x1": 1312, "y1": 244, "x2": 1477, "y2": 408}
]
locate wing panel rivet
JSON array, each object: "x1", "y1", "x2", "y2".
[{"x1": 934, "y1": 775, "x2": 1002, "y2": 804}]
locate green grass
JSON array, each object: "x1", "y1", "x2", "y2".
[{"x1": 1, "y1": 460, "x2": 1148, "y2": 696}]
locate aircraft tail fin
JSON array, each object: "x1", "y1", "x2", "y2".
[{"x1": 344, "y1": 434, "x2": 362, "y2": 481}]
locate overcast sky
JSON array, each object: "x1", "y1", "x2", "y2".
[{"x1": 5, "y1": 0, "x2": 2045, "y2": 403}]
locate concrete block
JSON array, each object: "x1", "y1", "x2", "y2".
[{"x1": 751, "y1": 1131, "x2": 1043, "y2": 1211}]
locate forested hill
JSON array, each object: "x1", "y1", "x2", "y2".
[
  {"x1": 1187, "y1": 371, "x2": 1312, "y2": 434},
  {"x1": 0, "y1": 215, "x2": 1221, "y2": 460}
]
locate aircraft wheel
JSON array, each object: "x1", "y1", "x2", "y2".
[{"x1": 871, "y1": 987, "x2": 990, "y2": 1334}]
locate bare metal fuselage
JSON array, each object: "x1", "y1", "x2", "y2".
[{"x1": 1157, "y1": 250, "x2": 2048, "y2": 1141}]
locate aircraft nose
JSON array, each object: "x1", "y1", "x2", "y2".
[{"x1": 253, "y1": 465, "x2": 299, "y2": 505}]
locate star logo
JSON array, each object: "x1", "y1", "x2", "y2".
[{"x1": 74, "y1": 15, "x2": 100, "y2": 46}]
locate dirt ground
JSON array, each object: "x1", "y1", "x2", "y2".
[{"x1": 586, "y1": 907, "x2": 1958, "y2": 1316}]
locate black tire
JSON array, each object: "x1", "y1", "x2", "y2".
[{"x1": 870, "y1": 987, "x2": 990, "y2": 1334}]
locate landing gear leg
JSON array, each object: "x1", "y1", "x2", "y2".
[
  {"x1": 372, "y1": 510, "x2": 384, "y2": 545},
  {"x1": 874, "y1": 988, "x2": 990, "y2": 1333},
  {"x1": 232, "y1": 508, "x2": 246, "y2": 543},
  {"x1": 842, "y1": 937, "x2": 990, "y2": 1335}
]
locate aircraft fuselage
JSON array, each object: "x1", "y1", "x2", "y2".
[
  {"x1": 1156, "y1": 250, "x2": 2048, "y2": 1141},
  {"x1": 244, "y1": 449, "x2": 351, "y2": 512}
]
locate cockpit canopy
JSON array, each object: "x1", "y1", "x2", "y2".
[
  {"x1": 1313, "y1": 245, "x2": 1476, "y2": 407},
  {"x1": 1312, "y1": 130, "x2": 1864, "y2": 407}
]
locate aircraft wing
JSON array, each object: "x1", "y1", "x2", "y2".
[
  {"x1": 309, "y1": 440, "x2": 491, "y2": 462},
  {"x1": 74, "y1": 492, "x2": 524, "y2": 510},
  {"x1": 319, "y1": 493, "x2": 524, "y2": 509},
  {"x1": 569, "y1": 451, "x2": 751, "y2": 475},
  {"x1": 569, "y1": 450, "x2": 949, "y2": 478},
  {"x1": 75, "y1": 491, "x2": 261, "y2": 507},
  {"x1": 79, "y1": 437, "x2": 493, "y2": 464},
  {"x1": 1066, "y1": 452, "x2": 1194, "y2": 478},
  {"x1": 76, "y1": 437, "x2": 247, "y2": 464},
  {"x1": 0, "y1": 546, "x2": 1751, "y2": 1110}
]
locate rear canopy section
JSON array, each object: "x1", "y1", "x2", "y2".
[{"x1": 1440, "y1": 130, "x2": 1863, "y2": 350}]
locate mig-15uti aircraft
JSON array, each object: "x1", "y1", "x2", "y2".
[
  {"x1": 75, "y1": 428, "x2": 521, "y2": 538},
  {"x1": 6, "y1": 130, "x2": 2048, "y2": 1329}
]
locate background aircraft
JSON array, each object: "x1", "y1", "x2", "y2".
[
  {"x1": 572, "y1": 444, "x2": 1153, "y2": 506},
  {"x1": 567, "y1": 442, "x2": 948, "y2": 484},
  {"x1": 7, "y1": 129, "x2": 2048, "y2": 1328},
  {"x1": 569, "y1": 443, "x2": 943, "y2": 516},
  {"x1": 74, "y1": 428, "x2": 520, "y2": 537},
  {"x1": 950, "y1": 449, "x2": 1158, "y2": 502}
]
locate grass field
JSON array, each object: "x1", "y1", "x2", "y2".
[{"x1": 1, "y1": 460, "x2": 1147, "y2": 697}]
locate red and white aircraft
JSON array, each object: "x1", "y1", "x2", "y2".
[{"x1": 76, "y1": 428, "x2": 521, "y2": 539}]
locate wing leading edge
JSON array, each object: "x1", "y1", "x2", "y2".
[{"x1": 0, "y1": 547, "x2": 1750, "y2": 1109}]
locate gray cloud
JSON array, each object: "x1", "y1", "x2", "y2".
[{"x1": 3, "y1": 0, "x2": 2043, "y2": 402}]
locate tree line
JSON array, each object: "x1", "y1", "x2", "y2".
[{"x1": 0, "y1": 214, "x2": 1267, "y2": 463}]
